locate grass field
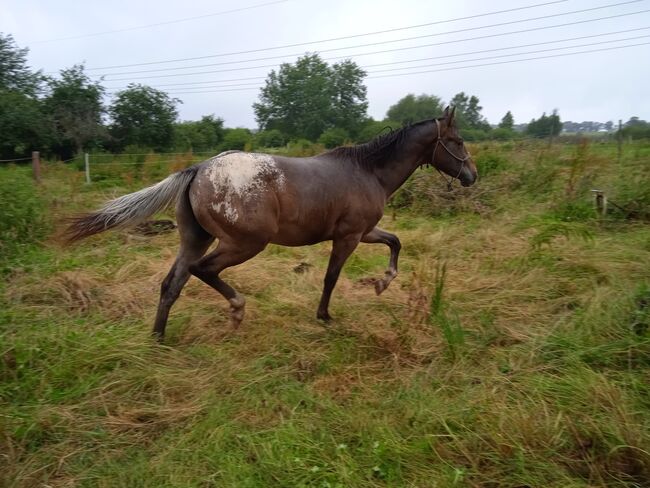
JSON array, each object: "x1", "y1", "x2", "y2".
[{"x1": 1, "y1": 140, "x2": 650, "y2": 487}]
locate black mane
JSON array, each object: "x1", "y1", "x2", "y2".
[{"x1": 321, "y1": 119, "x2": 436, "y2": 170}]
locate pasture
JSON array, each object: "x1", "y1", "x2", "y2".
[{"x1": 1, "y1": 140, "x2": 650, "y2": 487}]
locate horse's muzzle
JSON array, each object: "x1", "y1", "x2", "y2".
[{"x1": 460, "y1": 159, "x2": 478, "y2": 187}]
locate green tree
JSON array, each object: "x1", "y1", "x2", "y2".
[
  {"x1": 621, "y1": 117, "x2": 650, "y2": 139},
  {"x1": 174, "y1": 115, "x2": 224, "y2": 152},
  {"x1": 0, "y1": 33, "x2": 53, "y2": 158},
  {"x1": 526, "y1": 110, "x2": 562, "y2": 138},
  {"x1": 109, "y1": 84, "x2": 178, "y2": 152},
  {"x1": 449, "y1": 92, "x2": 490, "y2": 130},
  {"x1": 0, "y1": 90, "x2": 52, "y2": 158},
  {"x1": 499, "y1": 111, "x2": 514, "y2": 130},
  {"x1": 44, "y1": 64, "x2": 106, "y2": 157},
  {"x1": 0, "y1": 33, "x2": 42, "y2": 95},
  {"x1": 386, "y1": 94, "x2": 444, "y2": 125},
  {"x1": 253, "y1": 54, "x2": 367, "y2": 141}
]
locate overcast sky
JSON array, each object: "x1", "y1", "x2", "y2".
[{"x1": 2, "y1": 0, "x2": 649, "y2": 128}]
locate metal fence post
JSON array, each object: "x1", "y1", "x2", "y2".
[{"x1": 85, "y1": 152, "x2": 91, "y2": 183}]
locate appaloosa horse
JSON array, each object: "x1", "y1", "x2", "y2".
[{"x1": 65, "y1": 107, "x2": 477, "y2": 339}]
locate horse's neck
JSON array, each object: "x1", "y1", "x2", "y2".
[{"x1": 372, "y1": 125, "x2": 432, "y2": 197}]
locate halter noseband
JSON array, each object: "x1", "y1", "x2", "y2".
[{"x1": 429, "y1": 118, "x2": 472, "y2": 191}]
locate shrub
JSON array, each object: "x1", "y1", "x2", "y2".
[
  {"x1": 220, "y1": 128, "x2": 252, "y2": 151},
  {"x1": 356, "y1": 120, "x2": 402, "y2": 143},
  {"x1": 462, "y1": 128, "x2": 490, "y2": 141},
  {"x1": 318, "y1": 128, "x2": 349, "y2": 149},
  {"x1": 491, "y1": 128, "x2": 516, "y2": 141},
  {"x1": 475, "y1": 150, "x2": 509, "y2": 177},
  {"x1": 285, "y1": 139, "x2": 323, "y2": 157},
  {"x1": 255, "y1": 129, "x2": 286, "y2": 148}
]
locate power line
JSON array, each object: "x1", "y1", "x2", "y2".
[
  {"x1": 102, "y1": 25, "x2": 650, "y2": 90},
  {"x1": 88, "y1": 0, "x2": 632, "y2": 71},
  {"x1": 33, "y1": 0, "x2": 290, "y2": 44},
  {"x1": 146, "y1": 41, "x2": 649, "y2": 95},
  {"x1": 367, "y1": 34, "x2": 650, "y2": 74},
  {"x1": 132, "y1": 33, "x2": 648, "y2": 93},
  {"x1": 105, "y1": 27, "x2": 650, "y2": 91},
  {"x1": 97, "y1": 5, "x2": 650, "y2": 81},
  {"x1": 369, "y1": 41, "x2": 650, "y2": 79}
]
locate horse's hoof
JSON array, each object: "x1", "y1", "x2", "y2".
[
  {"x1": 230, "y1": 305, "x2": 245, "y2": 328},
  {"x1": 229, "y1": 295, "x2": 246, "y2": 328},
  {"x1": 317, "y1": 311, "x2": 332, "y2": 322},
  {"x1": 374, "y1": 279, "x2": 388, "y2": 295}
]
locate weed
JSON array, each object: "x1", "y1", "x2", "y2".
[{"x1": 427, "y1": 263, "x2": 465, "y2": 359}]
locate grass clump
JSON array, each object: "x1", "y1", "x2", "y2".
[{"x1": 0, "y1": 166, "x2": 49, "y2": 271}]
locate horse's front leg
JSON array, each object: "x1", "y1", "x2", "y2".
[
  {"x1": 361, "y1": 227, "x2": 401, "y2": 295},
  {"x1": 317, "y1": 234, "x2": 362, "y2": 321}
]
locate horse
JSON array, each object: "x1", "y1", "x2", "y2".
[{"x1": 64, "y1": 106, "x2": 477, "y2": 340}]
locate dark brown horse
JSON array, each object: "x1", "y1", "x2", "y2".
[{"x1": 65, "y1": 107, "x2": 477, "y2": 339}]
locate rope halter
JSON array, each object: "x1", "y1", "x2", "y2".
[{"x1": 430, "y1": 119, "x2": 472, "y2": 191}]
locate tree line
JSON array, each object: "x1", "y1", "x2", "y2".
[{"x1": 2, "y1": 33, "x2": 642, "y2": 161}]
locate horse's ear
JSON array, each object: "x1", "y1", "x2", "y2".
[
  {"x1": 443, "y1": 106, "x2": 450, "y2": 117},
  {"x1": 448, "y1": 106, "x2": 456, "y2": 125}
]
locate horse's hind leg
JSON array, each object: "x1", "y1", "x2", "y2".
[
  {"x1": 189, "y1": 238, "x2": 267, "y2": 328},
  {"x1": 152, "y1": 195, "x2": 215, "y2": 340},
  {"x1": 361, "y1": 227, "x2": 401, "y2": 295}
]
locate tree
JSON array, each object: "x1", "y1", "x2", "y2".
[
  {"x1": 0, "y1": 33, "x2": 42, "y2": 95},
  {"x1": 109, "y1": 84, "x2": 178, "y2": 152},
  {"x1": 526, "y1": 110, "x2": 562, "y2": 138},
  {"x1": 621, "y1": 117, "x2": 650, "y2": 139},
  {"x1": 174, "y1": 115, "x2": 224, "y2": 152},
  {"x1": 449, "y1": 92, "x2": 490, "y2": 130},
  {"x1": 253, "y1": 54, "x2": 367, "y2": 141},
  {"x1": 44, "y1": 65, "x2": 106, "y2": 157},
  {"x1": 386, "y1": 94, "x2": 444, "y2": 125},
  {"x1": 0, "y1": 90, "x2": 52, "y2": 158},
  {"x1": 330, "y1": 60, "x2": 367, "y2": 136},
  {"x1": 625, "y1": 116, "x2": 646, "y2": 127},
  {"x1": 0, "y1": 33, "x2": 52, "y2": 158},
  {"x1": 499, "y1": 111, "x2": 514, "y2": 130}
]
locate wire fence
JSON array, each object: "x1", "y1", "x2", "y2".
[{"x1": 0, "y1": 156, "x2": 33, "y2": 163}]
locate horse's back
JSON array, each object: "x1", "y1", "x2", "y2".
[{"x1": 188, "y1": 151, "x2": 384, "y2": 244}]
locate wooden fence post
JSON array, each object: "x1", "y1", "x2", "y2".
[
  {"x1": 32, "y1": 151, "x2": 41, "y2": 183},
  {"x1": 85, "y1": 152, "x2": 91, "y2": 184},
  {"x1": 591, "y1": 189, "x2": 607, "y2": 217}
]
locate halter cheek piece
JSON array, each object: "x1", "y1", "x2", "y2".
[{"x1": 426, "y1": 119, "x2": 472, "y2": 191}]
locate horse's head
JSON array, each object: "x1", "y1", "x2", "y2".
[{"x1": 431, "y1": 106, "x2": 478, "y2": 187}]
